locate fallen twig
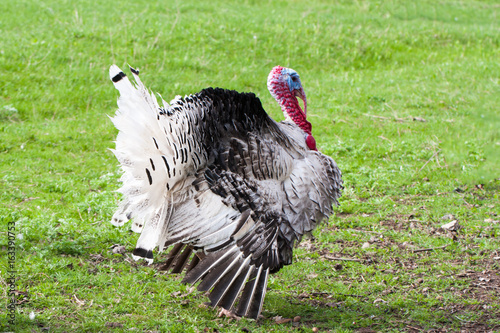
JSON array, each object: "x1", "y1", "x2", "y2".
[
  {"x1": 346, "y1": 228, "x2": 382, "y2": 235},
  {"x1": 378, "y1": 135, "x2": 393, "y2": 152},
  {"x1": 76, "y1": 207, "x2": 85, "y2": 222},
  {"x1": 338, "y1": 293, "x2": 369, "y2": 298},
  {"x1": 364, "y1": 113, "x2": 391, "y2": 120},
  {"x1": 416, "y1": 149, "x2": 441, "y2": 174},
  {"x1": 462, "y1": 198, "x2": 474, "y2": 207},
  {"x1": 412, "y1": 244, "x2": 449, "y2": 253},
  {"x1": 406, "y1": 325, "x2": 423, "y2": 332},
  {"x1": 471, "y1": 283, "x2": 490, "y2": 289},
  {"x1": 363, "y1": 113, "x2": 407, "y2": 122},
  {"x1": 323, "y1": 255, "x2": 363, "y2": 262}
]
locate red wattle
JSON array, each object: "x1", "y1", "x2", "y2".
[{"x1": 306, "y1": 134, "x2": 317, "y2": 151}]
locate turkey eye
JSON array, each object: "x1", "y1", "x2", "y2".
[{"x1": 292, "y1": 76, "x2": 297, "y2": 82}]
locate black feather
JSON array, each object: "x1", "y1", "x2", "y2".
[
  {"x1": 129, "y1": 66, "x2": 139, "y2": 75},
  {"x1": 111, "y1": 71, "x2": 126, "y2": 82},
  {"x1": 133, "y1": 247, "x2": 153, "y2": 259},
  {"x1": 171, "y1": 246, "x2": 193, "y2": 273},
  {"x1": 196, "y1": 250, "x2": 240, "y2": 292},
  {"x1": 145, "y1": 168, "x2": 152, "y2": 185},
  {"x1": 207, "y1": 261, "x2": 243, "y2": 306},
  {"x1": 235, "y1": 268, "x2": 260, "y2": 317},
  {"x1": 217, "y1": 266, "x2": 252, "y2": 309},
  {"x1": 159, "y1": 243, "x2": 184, "y2": 271},
  {"x1": 246, "y1": 268, "x2": 268, "y2": 319}
]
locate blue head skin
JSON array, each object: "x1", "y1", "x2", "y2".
[
  {"x1": 281, "y1": 68, "x2": 302, "y2": 92},
  {"x1": 280, "y1": 67, "x2": 307, "y2": 116}
]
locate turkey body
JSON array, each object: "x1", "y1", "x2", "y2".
[{"x1": 109, "y1": 65, "x2": 342, "y2": 319}]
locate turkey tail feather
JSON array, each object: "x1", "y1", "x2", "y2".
[
  {"x1": 235, "y1": 265, "x2": 269, "y2": 319},
  {"x1": 171, "y1": 246, "x2": 194, "y2": 274},
  {"x1": 216, "y1": 264, "x2": 253, "y2": 310},
  {"x1": 109, "y1": 65, "x2": 134, "y2": 96},
  {"x1": 158, "y1": 243, "x2": 184, "y2": 271},
  {"x1": 207, "y1": 256, "x2": 252, "y2": 308},
  {"x1": 180, "y1": 245, "x2": 268, "y2": 319},
  {"x1": 109, "y1": 65, "x2": 180, "y2": 263}
]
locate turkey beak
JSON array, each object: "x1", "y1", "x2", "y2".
[{"x1": 294, "y1": 87, "x2": 307, "y2": 116}]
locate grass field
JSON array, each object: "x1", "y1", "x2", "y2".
[{"x1": 1, "y1": 0, "x2": 499, "y2": 332}]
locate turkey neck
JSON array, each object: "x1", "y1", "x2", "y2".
[
  {"x1": 279, "y1": 90, "x2": 317, "y2": 151},
  {"x1": 278, "y1": 90, "x2": 312, "y2": 135},
  {"x1": 269, "y1": 82, "x2": 312, "y2": 135}
]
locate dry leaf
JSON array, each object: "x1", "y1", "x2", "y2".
[
  {"x1": 273, "y1": 316, "x2": 292, "y2": 324},
  {"x1": 73, "y1": 294, "x2": 85, "y2": 306},
  {"x1": 373, "y1": 298, "x2": 387, "y2": 304},
  {"x1": 441, "y1": 220, "x2": 461, "y2": 231},
  {"x1": 413, "y1": 116, "x2": 427, "y2": 122},
  {"x1": 217, "y1": 308, "x2": 240, "y2": 320},
  {"x1": 111, "y1": 245, "x2": 127, "y2": 254}
]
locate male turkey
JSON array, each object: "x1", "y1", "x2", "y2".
[{"x1": 108, "y1": 64, "x2": 342, "y2": 319}]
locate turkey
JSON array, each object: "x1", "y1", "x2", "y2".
[{"x1": 108, "y1": 64, "x2": 343, "y2": 319}]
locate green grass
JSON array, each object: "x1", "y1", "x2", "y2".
[{"x1": 1, "y1": 0, "x2": 499, "y2": 332}]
